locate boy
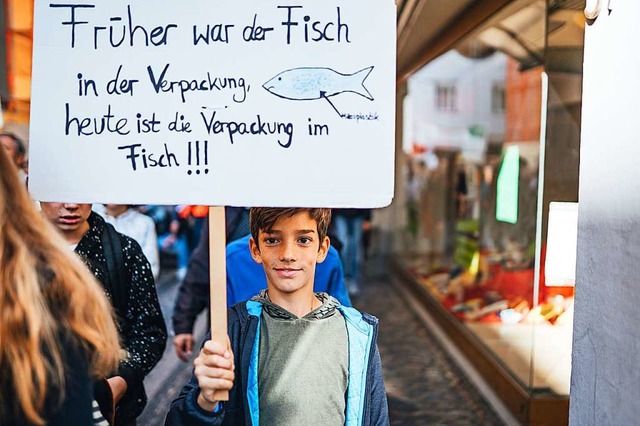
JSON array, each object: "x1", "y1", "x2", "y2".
[
  {"x1": 171, "y1": 230, "x2": 352, "y2": 361},
  {"x1": 165, "y1": 208, "x2": 389, "y2": 425}
]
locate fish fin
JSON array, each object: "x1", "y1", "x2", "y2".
[{"x1": 351, "y1": 66, "x2": 374, "y2": 101}]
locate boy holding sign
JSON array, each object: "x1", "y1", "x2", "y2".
[{"x1": 165, "y1": 207, "x2": 389, "y2": 425}]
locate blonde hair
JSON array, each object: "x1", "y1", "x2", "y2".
[{"x1": 0, "y1": 148, "x2": 121, "y2": 424}]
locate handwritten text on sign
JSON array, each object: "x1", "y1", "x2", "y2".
[{"x1": 29, "y1": 0, "x2": 396, "y2": 206}]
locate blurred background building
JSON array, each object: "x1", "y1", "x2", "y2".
[{"x1": 1, "y1": 0, "x2": 31, "y2": 139}]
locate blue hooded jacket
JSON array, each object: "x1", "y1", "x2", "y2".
[{"x1": 165, "y1": 300, "x2": 389, "y2": 425}]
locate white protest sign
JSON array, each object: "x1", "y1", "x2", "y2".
[{"x1": 29, "y1": 0, "x2": 396, "y2": 207}]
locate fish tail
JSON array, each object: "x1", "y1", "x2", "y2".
[{"x1": 351, "y1": 66, "x2": 374, "y2": 101}]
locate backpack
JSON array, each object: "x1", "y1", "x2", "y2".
[
  {"x1": 94, "y1": 223, "x2": 132, "y2": 425},
  {"x1": 101, "y1": 223, "x2": 129, "y2": 320}
]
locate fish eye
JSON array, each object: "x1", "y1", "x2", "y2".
[{"x1": 278, "y1": 77, "x2": 282, "y2": 81}]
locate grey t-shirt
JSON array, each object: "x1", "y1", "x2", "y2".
[{"x1": 255, "y1": 292, "x2": 349, "y2": 426}]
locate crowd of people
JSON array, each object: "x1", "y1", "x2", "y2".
[{"x1": 0, "y1": 137, "x2": 386, "y2": 425}]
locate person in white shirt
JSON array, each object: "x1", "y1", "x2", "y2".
[{"x1": 95, "y1": 204, "x2": 161, "y2": 280}]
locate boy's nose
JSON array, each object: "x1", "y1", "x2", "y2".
[
  {"x1": 279, "y1": 240, "x2": 297, "y2": 262},
  {"x1": 62, "y1": 203, "x2": 80, "y2": 210}
]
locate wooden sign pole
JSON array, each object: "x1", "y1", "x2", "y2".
[{"x1": 208, "y1": 206, "x2": 229, "y2": 401}]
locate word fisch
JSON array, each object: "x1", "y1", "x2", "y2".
[
  {"x1": 278, "y1": 6, "x2": 351, "y2": 44},
  {"x1": 117, "y1": 143, "x2": 179, "y2": 171}
]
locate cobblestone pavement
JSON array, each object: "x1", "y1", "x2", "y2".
[
  {"x1": 140, "y1": 258, "x2": 504, "y2": 425},
  {"x1": 354, "y1": 257, "x2": 505, "y2": 425},
  {"x1": 138, "y1": 270, "x2": 208, "y2": 425}
]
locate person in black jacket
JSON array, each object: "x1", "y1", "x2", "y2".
[{"x1": 41, "y1": 202, "x2": 168, "y2": 425}]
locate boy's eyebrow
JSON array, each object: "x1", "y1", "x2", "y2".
[
  {"x1": 263, "y1": 229, "x2": 316, "y2": 235},
  {"x1": 296, "y1": 229, "x2": 317, "y2": 235}
]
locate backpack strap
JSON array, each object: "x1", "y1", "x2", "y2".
[{"x1": 102, "y1": 223, "x2": 129, "y2": 320}]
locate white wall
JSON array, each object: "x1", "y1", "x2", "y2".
[{"x1": 571, "y1": 2, "x2": 640, "y2": 424}]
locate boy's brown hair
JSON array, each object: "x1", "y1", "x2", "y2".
[{"x1": 250, "y1": 208, "x2": 332, "y2": 249}]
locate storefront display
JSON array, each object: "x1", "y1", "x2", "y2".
[
  {"x1": 396, "y1": 1, "x2": 584, "y2": 424},
  {"x1": 402, "y1": 251, "x2": 574, "y2": 396}
]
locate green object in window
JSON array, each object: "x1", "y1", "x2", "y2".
[
  {"x1": 496, "y1": 146, "x2": 519, "y2": 224},
  {"x1": 468, "y1": 125, "x2": 484, "y2": 138}
]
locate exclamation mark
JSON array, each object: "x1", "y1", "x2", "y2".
[
  {"x1": 195, "y1": 140, "x2": 200, "y2": 174},
  {"x1": 187, "y1": 140, "x2": 209, "y2": 175},
  {"x1": 204, "y1": 140, "x2": 209, "y2": 174}
]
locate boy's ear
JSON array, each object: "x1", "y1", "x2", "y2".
[
  {"x1": 249, "y1": 237, "x2": 263, "y2": 264},
  {"x1": 316, "y1": 236, "x2": 330, "y2": 264}
]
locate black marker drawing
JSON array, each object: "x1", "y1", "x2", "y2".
[
  {"x1": 262, "y1": 66, "x2": 374, "y2": 116},
  {"x1": 187, "y1": 140, "x2": 209, "y2": 175}
]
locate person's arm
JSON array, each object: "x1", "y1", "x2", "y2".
[
  {"x1": 166, "y1": 308, "x2": 243, "y2": 426},
  {"x1": 194, "y1": 340, "x2": 234, "y2": 411},
  {"x1": 172, "y1": 270, "x2": 209, "y2": 361},
  {"x1": 164, "y1": 366, "x2": 225, "y2": 426},
  {"x1": 172, "y1": 226, "x2": 211, "y2": 360},
  {"x1": 117, "y1": 238, "x2": 168, "y2": 387},
  {"x1": 164, "y1": 338, "x2": 232, "y2": 426},
  {"x1": 367, "y1": 344, "x2": 390, "y2": 426},
  {"x1": 107, "y1": 376, "x2": 128, "y2": 404},
  {"x1": 47, "y1": 334, "x2": 94, "y2": 426}
]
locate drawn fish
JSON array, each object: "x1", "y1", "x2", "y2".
[{"x1": 263, "y1": 66, "x2": 374, "y2": 101}]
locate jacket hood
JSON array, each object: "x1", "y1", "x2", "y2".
[{"x1": 250, "y1": 290, "x2": 340, "y2": 320}]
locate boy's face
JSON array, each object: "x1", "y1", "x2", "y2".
[
  {"x1": 40, "y1": 202, "x2": 92, "y2": 243},
  {"x1": 250, "y1": 211, "x2": 329, "y2": 297}
]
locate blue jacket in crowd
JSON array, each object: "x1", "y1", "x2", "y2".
[{"x1": 165, "y1": 300, "x2": 389, "y2": 426}]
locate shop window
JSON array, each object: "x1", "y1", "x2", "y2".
[
  {"x1": 435, "y1": 83, "x2": 457, "y2": 111},
  {"x1": 492, "y1": 81, "x2": 506, "y2": 114},
  {"x1": 400, "y1": 0, "x2": 583, "y2": 423}
]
